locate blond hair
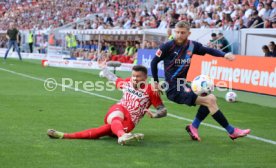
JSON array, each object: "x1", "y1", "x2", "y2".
[{"x1": 175, "y1": 21, "x2": 190, "y2": 30}]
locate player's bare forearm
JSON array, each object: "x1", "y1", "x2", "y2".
[
  {"x1": 154, "y1": 104, "x2": 167, "y2": 118},
  {"x1": 146, "y1": 105, "x2": 167, "y2": 118}
]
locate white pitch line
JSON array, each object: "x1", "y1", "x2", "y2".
[{"x1": 1, "y1": 67, "x2": 276, "y2": 145}]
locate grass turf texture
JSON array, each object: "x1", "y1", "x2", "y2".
[{"x1": 0, "y1": 59, "x2": 275, "y2": 168}]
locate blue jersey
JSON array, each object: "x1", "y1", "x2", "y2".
[{"x1": 151, "y1": 40, "x2": 225, "y2": 84}]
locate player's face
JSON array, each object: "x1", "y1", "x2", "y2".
[
  {"x1": 174, "y1": 27, "x2": 191, "y2": 44},
  {"x1": 131, "y1": 71, "x2": 147, "y2": 89}
]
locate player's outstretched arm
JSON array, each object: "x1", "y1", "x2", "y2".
[
  {"x1": 145, "y1": 105, "x2": 167, "y2": 118},
  {"x1": 99, "y1": 68, "x2": 118, "y2": 83},
  {"x1": 196, "y1": 41, "x2": 235, "y2": 61},
  {"x1": 98, "y1": 57, "x2": 118, "y2": 83}
]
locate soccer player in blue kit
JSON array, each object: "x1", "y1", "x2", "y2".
[{"x1": 151, "y1": 21, "x2": 250, "y2": 141}]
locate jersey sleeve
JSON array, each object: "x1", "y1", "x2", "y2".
[
  {"x1": 147, "y1": 85, "x2": 163, "y2": 108},
  {"x1": 115, "y1": 77, "x2": 131, "y2": 89},
  {"x1": 193, "y1": 41, "x2": 225, "y2": 57},
  {"x1": 151, "y1": 43, "x2": 168, "y2": 82}
]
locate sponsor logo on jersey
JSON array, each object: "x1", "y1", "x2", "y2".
[
  {"x1": 127, "y1": 87, "x2": 143, "y2": 97},
  {"x1": 156, "y1": 49, "x2": 162, "y2": 57},
  {"x1": 175, "y1": 58, "x2": 191, "y2": 65}
]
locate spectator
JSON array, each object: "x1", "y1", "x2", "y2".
[
  {"x1": 217, "y1": 33, "x2": 231, "y2": 53},
  {"x1": 66, "y1": 33, "x2": 77, "y2": 56},
  {"x1": 127, "y1": 42, "x2": 137, "y2": 56},
  {"x1": 151, "y1": 41, "x2": 158, "y2": 49},
  {"x1": 108, "y1": 42, "x2": 117, "y2": 55},
  {"x1": 262, "y1": 45, "x2": 273, "y2": 57},
  {"x1": 167, "y1": 28, "x2": 174, "y2": 40},
  {"x1": 158, "y1": 15, "x2": 168, "y2": 29},
  {"x1": 208, "y1": 33, "x2": 218, "y2": 49},
  {"x1": 144, "y1": 40, "x2": 153, "y2": 49},
  {"x1": 257, "y1": 2, "x2": 266, "y2": 18},
  {"x1": 236, "y1": 18, "x2": 248, "y2": 30},
  {"x1": 262, "y1": 3, "x2": 272, "y2": 20},
  {"x1": 38, "y1": 39, "x2": 48, "y2": 54},
  {"x1": 123, "y1": 41, "x2": 131, "y2": 56},
  {"x1": 244, "y1": 3, "x2": 253, "y2": 19},
  {"x1": 28, "y1": 30, "x2": 33, "y2": 53},
  {"x1": 247, "y1": 10, "x2": 264, "y2": 28},
  {"x1": 272, "y1": 21, "x2": 276, "y2": 28},
  {"x1": 270, "y1": 2, "x2": 276, "y2": 22},
  {"x1": 268, "y1": 41, "x2": 276, "y2": 57},
  {"x1": 4, "y1": 22, "x2": 22, "y2": 61}
]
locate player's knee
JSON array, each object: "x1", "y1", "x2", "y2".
[
  {"x1": 106, "y1": 110, "x2": 124, "y2": 124},
  {"x1": 207, "y1": 94, "x2": 217, "y2": 106}
]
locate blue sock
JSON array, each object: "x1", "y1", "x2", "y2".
[
  {"x1": 192, "y1": 106, "x2": 210, "y2": 129},
  {"x1": 192, "y1": 118, "x2": 201, "y2": 129},
  {"x1": 226, "y1": 125, "x2": 235, "y2": 134}
]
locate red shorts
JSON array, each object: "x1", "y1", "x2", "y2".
[{"x1": 104, "y1": 104, "x2": 135, "y2": 133}]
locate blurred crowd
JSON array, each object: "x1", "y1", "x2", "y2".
[
  {"x1": 67, "y1": 36, "x2": 160, "y2": 63},
  {"x1": 0, "y1": 0, "x2": 144, "y2": 30},
  {"x1": 0, "y1": 0, "x2": 275, "y2": 62},
  {"x1": 0, "y1": 0, "x2": 275, "y2": 31}
]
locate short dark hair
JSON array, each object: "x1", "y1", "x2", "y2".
[
  {"x1": 211, "y1": 33, "x2": 217, "y2": 37},
  {"x1": 132, "y1": 65, "x2": 148, "y2": 75},
  {"x1": 262, "y1": 45, "x2": 269, "y2": 50}
]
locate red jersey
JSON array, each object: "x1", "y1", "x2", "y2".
[{"x1": 115, "y1": 77, "x2": 163, "y2": 125}]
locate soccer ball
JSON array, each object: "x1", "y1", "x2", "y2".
[
  {"x1": 191, "y1": 75, "x2": 214, "y2": 96},
  {"x1": 225, "y1": 91, "x2": 237, "y2": 102}
]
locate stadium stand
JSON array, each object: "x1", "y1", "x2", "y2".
[
  {"x1": 0, "y1": 0, "x2": 275, "y2": 31},
  {"x1": 0, "y1": 0, "x2": 275, "y2": 62}
]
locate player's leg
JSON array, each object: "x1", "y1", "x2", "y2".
[
  {"x1": 47, "y1": 124, "x2": 112, "y2": 139},
  {"x1": 196, "y1": 94, "x2": 250, "y2": 140},
  {"x1": 14, "y1": 42, "x2": 22, "y2": 60},
  {"x1": 192, "y1": 106, "x2": 210, "y2": 129},
  {"x1": 105, "y1": 105, "x2": 144, "y2": 145},
  {"x1": 107, "y1": 111, "x2": 140, "y2": 145},
  {"x1": 166, "y1": 84, "x2": 204, "y2": 141},
  {"x1": 186, "y1": 105, "x2": 210, "y2": 141},
  {"x1": 4, "y1": 40, "x2": 13, "y2": 60}
]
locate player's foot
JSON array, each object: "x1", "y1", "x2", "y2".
[
  {"x1": 134, "y1": 133, "x2": 144, "y2": 141},
  {"x1": 118, "y1": 133, "x2": 144, "y2": 145},
  {"x1": 47, "y1": 129, "x2": 64, "y2": 139},
  {"x1": 186, "y1": 124, "x2": 201, "y2": 141},
  {"x1": 229, "y1": 128, "x2": 251, "y2": 140}
]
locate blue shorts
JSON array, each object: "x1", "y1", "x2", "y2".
[{"x1": 166, "y1": 83, "x2": 198, "y2": 106}]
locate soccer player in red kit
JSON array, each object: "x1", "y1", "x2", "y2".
[{"x1": 47, "y1": 65, "x2": 167, "y2": 145}]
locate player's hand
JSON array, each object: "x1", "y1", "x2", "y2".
[
  {"x1": 224, "y1": 53, "x2": 235, "y2": 61},
  {"x1": 152, "y1": 82, "x2": 163, "y2": 96},
  {"x1": 97, "y1": 57, "x2": 107, "y2": 69},
  {"x1": 144, "y1": 109, "x2": 155, "y2": 118}
]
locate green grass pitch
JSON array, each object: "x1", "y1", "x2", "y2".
[{"x1": 0, "y1": 59, "x2": 275, "y2": 168}]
